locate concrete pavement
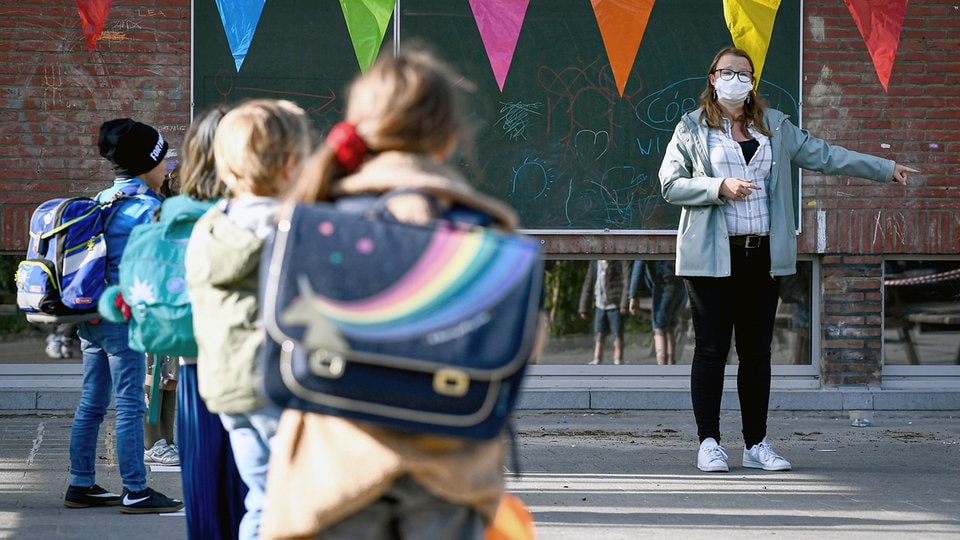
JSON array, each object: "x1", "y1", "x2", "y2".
[{"x1": 1, "y1": 409, "x2": 958, "y2": 539}]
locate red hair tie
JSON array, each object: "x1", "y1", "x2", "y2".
[{"x1": 326, "y1": 122, "x2": 367, "y2": 173}]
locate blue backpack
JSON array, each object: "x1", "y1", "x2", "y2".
[
  {"x1": 15, "y1": 185, "x2": 145, "y2": 324},
  {"x1": 99, "y1": 195, "x2": 214, "y2": 357}
]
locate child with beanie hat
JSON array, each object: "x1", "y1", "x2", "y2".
[
  {"x1": 64, "y1": 118, "x2": 183, "y2": 514},
  {"x1": 98, "y1": 118, "x2": 169, "y2": 179}
]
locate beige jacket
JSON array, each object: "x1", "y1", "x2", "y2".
[{"x1": 260, "y1": 152, "x2": 528, "y2": 539}]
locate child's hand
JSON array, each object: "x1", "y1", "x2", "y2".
[{"x1": 114, "y1": 292, "x2": 132, "y2": 321}]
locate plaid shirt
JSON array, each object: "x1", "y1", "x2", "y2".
[{"x1": 708, "y1": 118, "x2": 772, "y2": 236}]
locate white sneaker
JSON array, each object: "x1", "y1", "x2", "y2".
[
  {"x1": 743, "y1": 437, "x2": 792, "y2": 471},
  {"x1": 45, "y1": 334, "x2": 65, "y2": 359},
  {"x1": 697, "y1": 437, "x2": 729, "y2": 472},
  {"x1": 143, "y1": 439, "x2": 180, "y2": 466}
]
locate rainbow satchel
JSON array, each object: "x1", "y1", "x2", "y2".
[{"x1": 259, "y1": 202, "x2": 543, "y2": 440}]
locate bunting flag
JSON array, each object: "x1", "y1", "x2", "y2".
[
  {"x1": 340, "y1": 0, "x2": 396, "y2": 72},
  {"x1": 723, "y1": 0, "x2": 781, "y2": 86},
  {"x1": 591, "y1": 0, "x2": 656, "y2": 97},
  {"x1": 844, "y1": 0, "x2": 909, "y2": 92},
  {"x1": 215, "y1": 0, "x2": 266, "y2": 72},
  {"x1": 76, "y1": 0, "x2": 114, "y2": 55},
  {"x1": 469, "y1": 0, "x2": 530, "y2": 92}
]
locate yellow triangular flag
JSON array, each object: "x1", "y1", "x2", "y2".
[{"x1": 723, "y1": 0, "x2": 781, "y2": 85}]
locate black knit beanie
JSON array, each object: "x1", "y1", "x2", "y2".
[{"x1": 98, "y1": 118, "x2": 169, "y2": 177}]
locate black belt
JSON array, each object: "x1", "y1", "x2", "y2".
[{"x1": 729, "y1": 235, "x2": 768, "y2": 249}]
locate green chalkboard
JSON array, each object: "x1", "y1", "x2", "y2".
[
  {"x1": 193, "y1": 0, "x2": 800, "y2": 232},
  {"x1": 192, "y1": 0, "x2": 383, "y2": 128}
]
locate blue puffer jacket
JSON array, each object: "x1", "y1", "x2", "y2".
[
  {"x1": 96, "y1": 177, "x2": 162, "y2": 284},
  {"x1": 659, "y1": 108, "x2": 895, "y2": 278}
]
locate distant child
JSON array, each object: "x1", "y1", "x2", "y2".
[
  {"x1": 629, "y1": 260, "x2": 687, "y2": 365},
  {"x1": 142, "y1": 354, "x2": 179, "y2": 466},
  {"x1": 579, "y1": 260, "x2": 630, "y2": 364},
  {"x1": 185, "y1": 99, "x2": 312, "y2": 540},
  {"x1": 260, "y1": 49, "x2": 531, "y2": 539},
  {"x1": 45, "y1": 322, "x2": 79, "y2": 359},
  {"x1": 64, "y1": 118, "x2": 183, "y2": 514}
]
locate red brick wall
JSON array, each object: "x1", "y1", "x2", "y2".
[
  {"x1": 1, "y1": 1, "x2": 957, "y2": 385},
  {"x1": 0, "y1": 0, "x2": 191, "y2": 253},
  {"x1": 801, "y1": 1, "x2": 960, "y2": 384}
]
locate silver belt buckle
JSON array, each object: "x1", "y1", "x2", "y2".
[{"x1": 744, "y1": 235, "x2": 761, "y2": 249}]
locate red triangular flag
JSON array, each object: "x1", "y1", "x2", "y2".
[
  {"x1": 469, "y1": 0, "x2": 530, "y2": 91},
  {"x1": 591, "y1": 0, "x2": 656, "y2": 96},
  {"x1": 76, "y1": 0, "x2": 114, "y2": 55},
  {"x1": 844, "y1": 0, "x2": 909, "y2": 92}
]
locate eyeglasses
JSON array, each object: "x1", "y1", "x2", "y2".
[{"x1": 714, "y1": 69, "x2": 754, "y2": 83}]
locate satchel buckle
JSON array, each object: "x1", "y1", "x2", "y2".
[
  {"x1": 308, "y1": 349, "x2": 346, "y2": 378},
  {"x1": 433, "y1": 368, "x2": 470, "y2": 397}
]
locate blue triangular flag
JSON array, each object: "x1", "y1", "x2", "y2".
[{"x1": 215, "y1": 0, "x2": 266, "y2": 72}]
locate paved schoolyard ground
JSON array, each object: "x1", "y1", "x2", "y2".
[{"x1": 1, "y1": 409, "x2": 958, "y2": 539}]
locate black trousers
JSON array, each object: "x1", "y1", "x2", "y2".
[{"x1": 684, "y1": 241, "x2": 780, "y2": 448}]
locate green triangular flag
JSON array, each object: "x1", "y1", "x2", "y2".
[{"x1": 340, "y1": 0, "x2": 396, "y2": 72}]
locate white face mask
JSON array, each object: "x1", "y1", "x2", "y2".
[{"x1": 714, "y1": 78, "x2": 753, "y2": 105}]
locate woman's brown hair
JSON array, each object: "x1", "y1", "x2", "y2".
[{"x1": 698, "y1": 46, "x2": 771, "y2": 137}]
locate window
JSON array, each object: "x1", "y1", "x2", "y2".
[
  {"x1": 884, "y1": 259, "x2": 960, "y2": 366},
  {"x1": 537, "y1": 259, "x2": 814, "y2": 366}
]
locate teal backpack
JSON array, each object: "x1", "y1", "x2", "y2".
[{"x1": 99, "y1": 195, "x2": 214, "y2": 357}]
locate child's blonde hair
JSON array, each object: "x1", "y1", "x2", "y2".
[
  {"x1": 290, "y1": 49, "x2": 468, "y2": 203},
  {"x1": 214, "y1": 99, "x2": 312, "y2": 197}
]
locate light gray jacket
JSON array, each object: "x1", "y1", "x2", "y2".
[{"x1": 659, "y1": 108, "x2": 895, "y2": 278}]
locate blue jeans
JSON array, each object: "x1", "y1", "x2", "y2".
[
  {"x1": 70, "y1": 320, "x2": 148, "y2": 492},
  {"x1": 648, "y1": 261, "x2": 687, "y2": 330},
  {"x1": 593, "y1": 307, "x2": 624, "y2": 337},
  {"x1": 220, "y1": 405, "x2": 282, "y2": 540},
  {"x1": 684, "y1": 242, "x2": 780, "y2": 449}
]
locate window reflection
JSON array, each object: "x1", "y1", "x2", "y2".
[
  {"x1": 884, "y1": 260, "x2": 960, "y2": 366},
  {"x1": 539, "y1": 259, "x2": 813, "y2": 365}
]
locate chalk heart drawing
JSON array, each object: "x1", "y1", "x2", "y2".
[{"x1": 574, "y1": 130, "x2": 609, "y2": 162}]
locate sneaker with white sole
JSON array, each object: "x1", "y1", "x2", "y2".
[
  {"x1": 143, "y1": 438, "x2": 180, "y2": 466},
  {"x1": 63, "y1": 484, "x2": 122, "y2": 508},
  {"x1": 743, "y1": 437, "x2": 792, "y2": 471},
  {"x1": 697, "y1": 437, "x2": 729, "y2": 472},
  {"x1": 119, "y1": 487, "x2": 184, "y2": 514}
]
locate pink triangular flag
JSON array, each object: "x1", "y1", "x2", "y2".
[
  {"x1": 469, "y1": 0, "x2": 530, "y2": 91},
  {"x1": 591, "y1": 0, "x2": 656, "y2": 97},
  {"x1": 76, "y1": 0, "x2": 114, "y2": 55},
  {"x1": 844, "y1": 0, "x2": 909, "y2": 92}
]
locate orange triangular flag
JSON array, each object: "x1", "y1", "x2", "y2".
[
  {"x1": 591, "y1": 0, "x2": 656, "y2": 96},
  {"x1": 76, "y1": 0, "x2": 114, "y2": 55},
  {"x1": 844, "y1": 0, "x2": 909, "y2": 92}
]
